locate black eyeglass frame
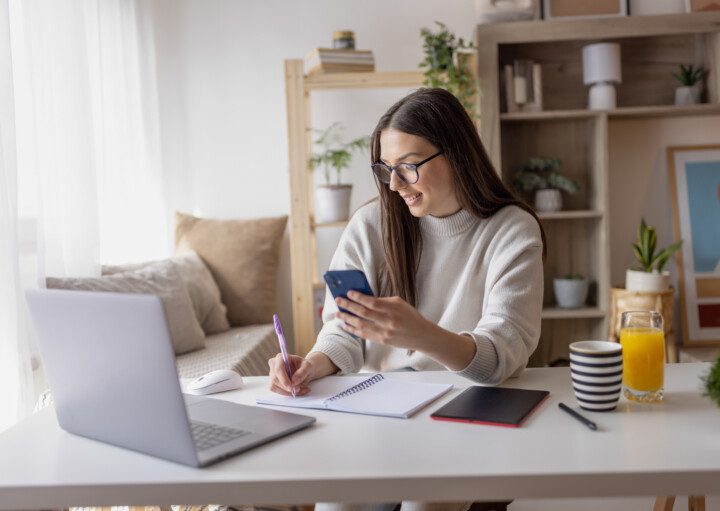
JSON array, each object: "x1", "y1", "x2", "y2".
[{"x1": 371, "y1": 151, "x2": 443, "y2": 185}]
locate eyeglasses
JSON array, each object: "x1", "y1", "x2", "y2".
[{"x1": 371, "y1": 151, "x2": 443, "y2": 185}]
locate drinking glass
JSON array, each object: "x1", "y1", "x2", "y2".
[{"x1": 619, "y1": 310, "x2": 665, "y2": 403}]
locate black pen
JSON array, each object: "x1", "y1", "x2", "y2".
[{"x1": 558, "y1": 402, "x2": 598, "y2": 431}]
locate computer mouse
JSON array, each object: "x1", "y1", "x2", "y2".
[{"x1": 187, "y1": 369, "x2": 244, "y2": 395}]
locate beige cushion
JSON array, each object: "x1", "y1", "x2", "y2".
[
  {"x1": 102, "y1": 251, "x2": 230, "y2": 335},
  {"x1": 46, "y1": 264, "x2": 205, "y2": 355},
  {"x1": 175, "y1": 212, "x2": 287, "y2": 326},
  {"x1": 175, "y1": 324, "x2": 280, "y2": 378}
]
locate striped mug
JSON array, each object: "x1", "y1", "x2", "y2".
[{"x1": 569, "y1": 340, "x2": 623, "y2": 411}]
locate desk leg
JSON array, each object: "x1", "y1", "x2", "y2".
[
  {"x1": 689, "y1": 496, "x2": 706, "y2": 511},
  {"x1": 653, "y1": 496, "x2": 675, "y2": 511}
]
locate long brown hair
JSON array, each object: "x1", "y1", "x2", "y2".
[{"x1": 370, "y1": 87, "x2": 546, "y2": 306}]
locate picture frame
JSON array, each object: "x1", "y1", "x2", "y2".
[
  {"x1": 667, "y1": 144, "x2": 720, "y2": 347},
  {"x1": 685, "y1": 0, "x2": 720, "y2": 12},
  {"x1": 543, "y1": 0, "x2": 628, "y2": 20}
]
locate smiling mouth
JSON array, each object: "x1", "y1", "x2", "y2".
[{"x1": 401, "y1": 192, "x2": 422, "y2": 206}]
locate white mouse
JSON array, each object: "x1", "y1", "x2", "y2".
[{"x1": 187, "y1": 369, "x2": 244, "y2": 395}]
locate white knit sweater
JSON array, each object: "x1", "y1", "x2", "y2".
[{"x1": 310, "y1": 200, "x2": 544, "y2": 384}]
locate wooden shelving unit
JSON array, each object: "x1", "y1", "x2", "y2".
[
  {"x1": 284, "y1": 63, "x2": 425, "y2": 355},
  {"x1": 476, "y1": 12, "x2": 720, "y2": 366},
  {"x1": 286, "y1": 12, "x2": 720, "y2": 361}
]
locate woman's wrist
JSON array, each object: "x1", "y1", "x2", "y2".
[
  {"x1": 423, "y1": 323, "x2": 477, "y2": 371},
  {"x1": 305, "y1": 351, "x2": 339, "y2": 379}
]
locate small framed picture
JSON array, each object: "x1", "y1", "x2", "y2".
[
  {"x1": 668, "y1": 144, "x2": 720, "y2": 347},
  {"x1": 543, "y1": 0, "x2": 628, "y2": 19},
  {"x1": 685, "y1": 0, "x2": 720, "y2": 12}
]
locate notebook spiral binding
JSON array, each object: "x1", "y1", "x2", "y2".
[{"x1": 326, "y1": 374, "x2": 385, "y2": 403}]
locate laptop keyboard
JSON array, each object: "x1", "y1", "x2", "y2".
[{"x1": 190, "y1": 420, "x2": 250, "y2": 451}]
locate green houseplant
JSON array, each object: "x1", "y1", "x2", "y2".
[
  {"x1": 672, "y1": 64, "x2": 706, "y2": 106},
  {"x1": 512, "y1": 157, "x2": 579, "y2": 212},
  {"x1": 625, "y1": 218, "x2": 683, "y2": 292},
  {"x1": 309, "y1": 123, "x2": 370, "y2": 223},
  {"x1": 704, "y1": 356, "x2": 720, "y2": 408},
  {"x1": 419, "y1": 21, "x2": 477, "y2": 117}
]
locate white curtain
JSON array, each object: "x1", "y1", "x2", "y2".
[
  {"x1": 1, "y1": 0, "x2": 168, "y2": 431},
  {"x1": 0, "y1": 0, "x2": 33, "y2": 433}
]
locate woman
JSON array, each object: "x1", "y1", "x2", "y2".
[
  {"x1": 269, "y1": 87, "x2": 545, "y2": 397},
  {"x1": 269, "y1": 87, "x2": 545, "y2": 511}
]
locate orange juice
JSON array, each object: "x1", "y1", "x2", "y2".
[{"x1": 620, "y1": 327, "x2": 665, "y2": 391}]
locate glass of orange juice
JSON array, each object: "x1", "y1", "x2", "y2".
[{"x1": 619, "y1": 310, "x2": 665, "y2": 403}]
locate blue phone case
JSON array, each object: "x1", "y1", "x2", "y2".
[{"x1": 323, "y1": 269, "x2": 374, "y2": 316}]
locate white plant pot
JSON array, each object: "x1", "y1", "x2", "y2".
[
  {"x1": 534, "y1": 189, "x2": 562, "y2": 212},
  {"x1": 474, "y1": 0, "x2": 538, "y2": 23},
  {"x1": 553, "y1": 278, "x2": 589, "y2": 309},
  {"x1": 625, "y1": 269, "x2": 671, "y2": 292},
  {"x1": 315, "y1": 184, "x2": 352, "y2": 223},
  {"x1": 674, "y1": 85, "x2": 701, "y2": 106}
]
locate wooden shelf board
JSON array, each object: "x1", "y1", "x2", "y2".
[
  {"x1": 501, "y1": 109, "x2": 596, "y2": 121},
  {"x1": 313, "y1": 220, "x2": 349, "y2": 229},
  {"x1": 313, "y1": 281, "x2": 326, "y2": 290},
  {"x1": 476, "y1": 12, "x2": 720, "y2": 44},
  {"x1": 608, "y1": 103, "x2": 720, "y2": 119},
  {"x1": 304, "y1": 71, "x2": 425, "y2": 91},
  {"x1": 501, "y1": 103, "x2": 720, "y2": 122},
  {"x1": 537, "y1": 210, "x2": 603, "y2": 220},
  {"x1": 542, "y1": 307, "x2": 606, "y2": 319}
]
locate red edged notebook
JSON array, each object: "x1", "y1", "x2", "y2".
[{"x1": 430, "y1": 386, "x2": 549, "y2": 428}]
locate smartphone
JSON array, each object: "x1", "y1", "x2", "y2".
[{"x1": 323, "y1": 269, "x2": 374, "y2": 316}]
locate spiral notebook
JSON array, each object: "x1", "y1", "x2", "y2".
[{"x1": 256, "y1": 374, "x2": 453, "y2": 418}]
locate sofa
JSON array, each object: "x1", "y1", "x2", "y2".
[{"x1": 45, "y1": 212, "x2": 289, "y2": 379}]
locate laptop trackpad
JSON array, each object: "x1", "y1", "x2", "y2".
[{"x1": 186, "y1": 398, "x2": 254, "y2": 428}]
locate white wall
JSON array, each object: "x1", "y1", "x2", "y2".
[{"x1": 149, "y1": 0, "x2": 476, "y2": 349}]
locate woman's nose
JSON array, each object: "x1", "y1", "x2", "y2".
[{"x1": 388, "y1": 170, "x2": 405, "y2": 192}]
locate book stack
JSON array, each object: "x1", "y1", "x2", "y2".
[{"x1": 305, "y1": 48, "x2": 375, "y2": 75}]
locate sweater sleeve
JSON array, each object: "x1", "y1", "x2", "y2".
[
  {"x1": 307, "y1": 204, "x2": 382, "y2": 374},
  {"x1": 456, "y1": 241, "x2": 544, "y2": 385}
]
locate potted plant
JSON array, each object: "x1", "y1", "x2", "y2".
[
  {"x1": 626, "y1": 218, "x2": 683, "y2": 292},
  {"x1": 704, "y1": 356, "x2": 720, "y2": 409},
  {"x1": 419, "y1": 21, "x2": 477, "y2": 117},
  {"x1": 671, "y1": 64, "x2": 706, "y2": 106},
  {"x1": 512, "y1": 157, "x2": 579, "y2": 212},
  {"x1": 310, "y1": 123, "x2": 370, "y2": 223},
  {"x1": 553, "y1": 273, "x2": 589, "y2": 309}
]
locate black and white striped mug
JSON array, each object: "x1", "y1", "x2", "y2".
[{"x1": 569, "y1": 340, "x2": 623, "y2": 412}]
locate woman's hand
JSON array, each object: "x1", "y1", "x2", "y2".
[
  {"x1": 268, "y1": 351, "x2": 339, "y2": 396},
  {"x1": 268, "y1": 354, "x2": 313, "y2": 396},
  {"x1": 334, "y1": 291, "x2": 436, "y2": 352}
]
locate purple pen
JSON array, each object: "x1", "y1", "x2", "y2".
[{"x1": 273, "y1": 314, "x2": 296, "y2": 398}]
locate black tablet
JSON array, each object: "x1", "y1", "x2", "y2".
[{"x1": 431, "y1": 386, "x2": 549, "y2": 428}]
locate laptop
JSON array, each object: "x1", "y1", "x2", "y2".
[{"x1": 25, "y1": 288, "x2": 315, "y2": 467}]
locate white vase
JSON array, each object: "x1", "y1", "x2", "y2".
[
  {"x1": 315, "y1": 184, "x2": 352, "y2": 223},
  {"x1": 553, "y1": 278, "x2": 589, "y2": 309},
  {"x1": 534, "y1": 189, "x2": 562, "y2": 212},
  {"x1": 474, "y1": 0, "x2": 538, "y2": 24},
  {"x1": 674, "y1": 85, "x2": 701, "y2": 106},
  {"x1": 625, "y1": 269, "x2": 671, "y2": 292}
]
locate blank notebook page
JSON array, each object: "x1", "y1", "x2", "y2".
[{"x1": 327, "y1": 378, "x2": 453, "y2": 418}]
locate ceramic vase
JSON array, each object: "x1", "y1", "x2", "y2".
[
  {"x1": 625, "y1": 269, "x2": 671, "y2": 292},
  {"x1": 554, "y1": 278, "x2": 589, "y2": 309},
  {"x1": 315, "y1": 184, "x2": 352, "y2": 223},
  {"x1": 534, "y1": 189, "x2": 562, "y2": 212},
  {"x1": 674, "y1": 85, "x2": 701, "y2": 106}
]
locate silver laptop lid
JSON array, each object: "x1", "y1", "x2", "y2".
[{"x1": 25, "y1": 289, "x2": 198, "y2": 466}]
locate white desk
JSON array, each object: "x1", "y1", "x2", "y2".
[{"x1": 0, "y1": 363, "x2": 718, "y2": 509}]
